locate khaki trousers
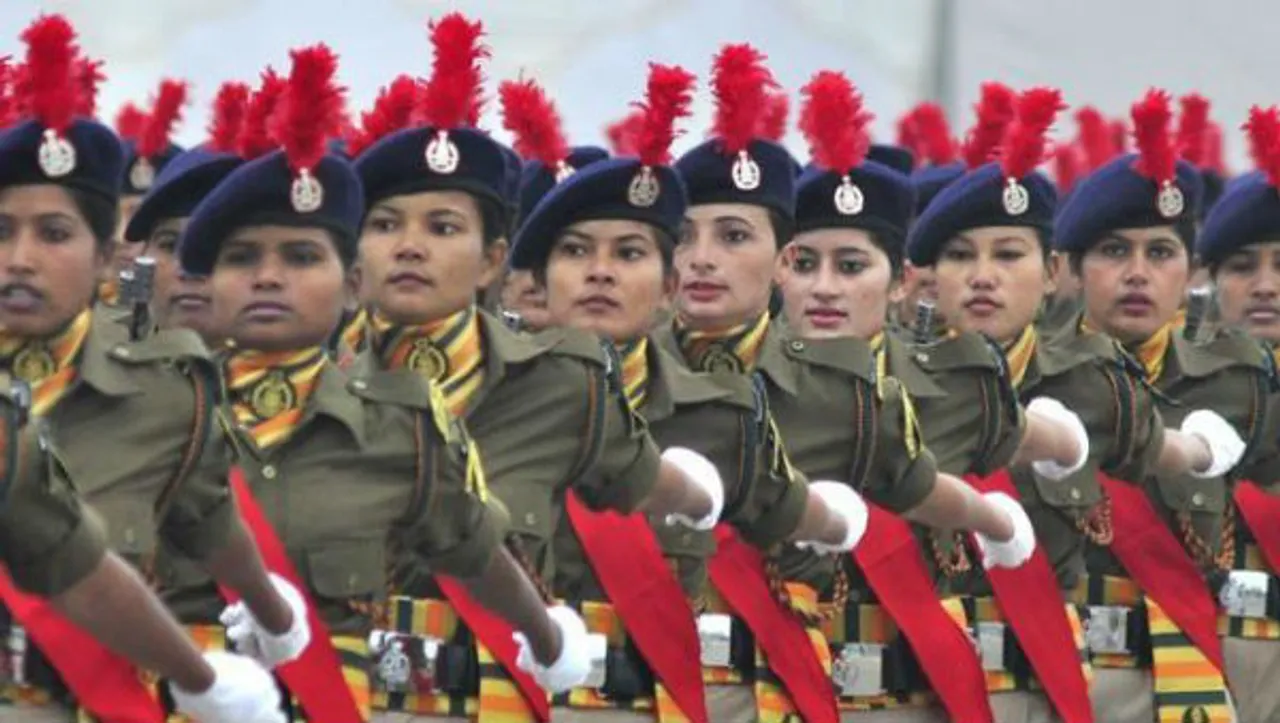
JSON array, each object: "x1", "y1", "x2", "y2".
[
  {"x1": 1224, "y1": 637, "x2": 1280, "y2": 722},
  {"x1": 989, "y1": 691, "x2": 1060, "y2": 723},
  {"x1": 1088, "y1": 668, "x2": 1154, "y2": 723},
  {"x1": 705, "y1": 685, "x2": 755, "y2": 723},
  {"x1": 551, "y1": 707, "x2": 654, "y2": 722},
  {"x1": 839, "y1": 707, "x2": 949, "y2": 722},
  {"x1": 0, "y1": 705, "x2": 74, "y2": 722}
]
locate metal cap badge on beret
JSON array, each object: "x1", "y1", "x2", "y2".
[
  {"x1": 908, "y1": 87, "x2": 1065, "y2": 267},
  {"x1": 1055, "y1": 90, "x2": 1203, "y2": 254},
  {"x1": 118, "y1": 80, "x2": 188, "y2": 195},
  {"x1": 510, "y1": 63, "x2": 696, "y2": 272},
  {"x1": 1197, "y1": 107, "x2": 1280, "y2": 267},
  {"x1": 353, "y1": 15, "x2": 512, "y2": 215},
  {"x1": 180, "y1": 45, "x2": 360, "y2": 276},
  {"x1": 125, "y1": 81, "x2": 253, "y2": 243},
  {"x1": 0, "y1": 16, "x2": 124, "y2": 203},
  {"x1": 674, "y1": 44, "x2": 797, "y2": 223}
]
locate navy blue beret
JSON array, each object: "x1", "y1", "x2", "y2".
[
  {"x1": 354, "y1": 127, "x2": 509, "y2": 212},
  {"x1": 1200, "y1": 169, "x2": 1225, "y2": 221},
  {"x1": 509, "y1": 158, "x2": 687, "y2": 272},
  {"x1": 1053, "y1": 154, "x2": 1203, "y2": 254},
  {"x1": 179, "y1": 150, "x2": 364, "y2": 275},
  {"x1": 120, "y1": 140, "x2": 185, "y2": 196},
  {"x1": 795, "y1": 161, "x2": 916, "y2": 250},
  {"x1": 124, "y1": 147, "x2": 242, "y2": 242},
  {"x1": 0, "y1": 119, "x2": 124, "y2": 203},
  {"x1": 907, "y1": 162, "x2": 1058, "y2": 267},
  {"x1": 1197, "y1": 171, "x2": 1280, "y2": 267},
  {"x1": 867, "y1": 144, "x2": 916, "y2": 176},
  {"x1": 500, "y1": 143, "x2": 522, "y2": 213},
  {"x1": 675, "y1": 138, "x2": 796, "y2": 222},
  {"x1": 909, "y1": 162, "x2": 965, "y2": 216},
  {"x1": 517, "y1": 146, "x2": 609, "y2": 225}
]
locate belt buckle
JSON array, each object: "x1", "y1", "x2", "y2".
[
  {"x1": 369, "y1": 630, "x2": 441, "y2": 694},
  {"x1": 697, "y1": 614, "x2": 733, "y2": 669},
  {"x1": 832, "y1": 643, "x2": 885, "y2": 697},
  {"x1": 1084, "y1": 605, "x2": 1130, "y2": 654},
  {"x1": 976, "y1": 621, "x2": 1006, "y2": 672},
  {"x1": 3, "y1": 625, "x2": 27, "y2": 686},
  {"x1": 1221, "y1": 570, "x2": 1271, "y2": 619},
  {"x1": 584, "y1": 633, "x2": 608, "y2": 689}
]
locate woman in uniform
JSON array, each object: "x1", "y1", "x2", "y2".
[
  {"x1": 1191, "y1": 105, "x2": 1280, "y2": 723},
  {"x1": 1053, "y1": 89, "x2": 1274, "y2": 723},
  {"x1": 0, "y1": 17, "x2": 306, "y2": 723},
  {"x1": 168, "y1": 42, "x2": 592, "y2": 723}
]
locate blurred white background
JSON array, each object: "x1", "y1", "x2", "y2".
[{"x1": 1, "y1": 0, "x2": 1275, "y2": 169}]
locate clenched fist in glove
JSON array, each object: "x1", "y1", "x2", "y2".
[
  {"x1": 219, "y1": 573, "x2": 310, "y2": 669},
  {"x1": 514, "y1": 605, "x2": 593, "y2": 693}
]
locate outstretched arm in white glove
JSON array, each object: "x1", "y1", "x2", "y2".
[
  {"x1": 791, "y1": 481, "x2": 869, "y2": 554},
  {"x1": 1156, "y1": 409, "x2": 1246, "y2": 479},
  {"x1": 636, "y1": 447, "x2": 725, "y2": 531},
  {"x1": 219, "y1": 573, "x2": 311, "y2": 669},
  {"x1": 170, "y1": 652, "x2": 286, "y2": 723},
  {"x1": 1013, "y1": 397, "x2": 1091, "y2": 481},
  {"x1": 903, "y1": 472, "x2": 1037, "y2": 569}
]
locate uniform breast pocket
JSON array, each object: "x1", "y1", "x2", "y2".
[
  {"x1": 306, "y1": 541, "x2": 388, "y2": 603},
  {"x1": 92, "y1": 497, "x2": 159, "y2": 563},
  {"x1": 1153, "y1": 473, "x2": 1227, "y2": 516},
  {"x1": 649, "y1": 519, "x2": 714, "y2": 559},
  {"x1": 1026, "y1": 468, "x2": 1104, "y2": 512},
  {"x1": 505, "y1": 489, "x2": 554, "y2": 544}
]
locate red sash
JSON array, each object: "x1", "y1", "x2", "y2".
[
  {"x1": 0, "y1": 568, "x2": 165, "y2": 722},
  {"x1": 965, "y1": 471, "x2": 1092, "y2": 723},
  {"x1": 564, "y1": 492, "x2": 707, "y2": 723},
  {"x1": 1100, "y1": 473, "x2": 1224, "y2": 670},
  {"x1": 1234, "y1": 480, "x2": 1280, "y2": 575},
  {"x1": 854, "y1": 503, "x2": 994, "y2": 723},
  {"x1": 433, "y1": 576, "x2": 550, "y2": 722},
  {"x1": 708, "y1": 524, "x2": 838, "y2": 723},
  {"x1": 220, "y1": 467, "x2": 363, "y2": 723}
]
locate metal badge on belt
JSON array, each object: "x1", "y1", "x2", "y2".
[
  {"x1": 832, "y1": 643, "x2": 886, "y2": 697},
  {"x1": 1220, "y1": 570, "x2": 1271, "y2": 620},
  {"x1": 697, "y1": 614, "x2": 732, "y2": 668},
  {"x1": 369, "y1": 630, "x2": 441, "y2": 694},
  {"x1": 1084, "y1": 606, "x2": 1130, "y2": 655}
]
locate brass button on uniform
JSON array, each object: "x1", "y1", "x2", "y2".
[
  {"x1": 350, "y1": 379, "x2": 367, "y2": 392},
  {"x1": 789, "y1": 341, "x2": 806, "y2": 352},
  {"x1": 524, "y1": 512, "x2": 537, "y2": 526},
  {"x1": 262, "y1": 465, "x2": 278, "y2": 480},
  {"x1": 1191, "y1": 492, "x2": 1205, "y2": 507},
  {"x1": 1069, "y1": 488, "x2": 1082, "y2": 502}
]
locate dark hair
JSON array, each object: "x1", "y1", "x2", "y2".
[
  {"x1": 768, "y1": 209, "x2": 794, "y2": 247},
  {"x1": 477, "y1": 195, "x2": 510, "y2": 248},
  {"x1": 1065, "y1": 220, "x2": 1195, "y2": 276},
  {"x1": 68, "y1": 188, "x2": 119, "y2": 250}
]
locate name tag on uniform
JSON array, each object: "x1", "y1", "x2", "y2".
[
  {"x1": 697, "y1": 614, "x2": 733, "y2": 668},
  {"x1": 832, "y1": 643, "x2": 885, "y2": 697},
  {"x1": 1220, "y1": 570, "x2": 1271, "y2": 619},
  {"x1": 1084, "y1": 606, "x2": 1130, "y2": 654},
  {"x1": 976, "y1": 622, "x2": 1006, "y2": 672},
  {"x1": 368, "y1": 631, "x2": 441, "y2": 694},
  {"x1": 585, "y1": 633, "x2": 609, "y2": 689}
]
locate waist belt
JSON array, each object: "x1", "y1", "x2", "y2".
[
  {"x1": 1219, "y1": 545, "x2": 1280, "y2": 640},
  {"x1": 1068, "y1": 574, "x2": 1151, "y2": 669},
  {"x1": 966, "y1": 597, "x2": 1089, "y2": 695},
  {"x1": 370, "y1": 595, "x2": 479, "y2": 718},
  {"x1": 0, "y1": 621, "x2": 65, "y2": 709},
  {"x1": 553, "y1": 600, "x2": 657, "y2": 713},
  {"x1": 696, "y1": 587, "x2": 754, "y2": 686}
]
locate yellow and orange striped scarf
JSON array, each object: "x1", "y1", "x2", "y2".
[
  {"x1": 225, "y1": 347, "x2": 327, "y2": 449},
  {"x1": 1080, "y1": 317, "x2": 1172, "y2": 384},
  {"x1": 373, "y1": 306, "x2": 485, "y2": 417},
  {"x1": 0, "y1": 309, "x2": 92, "y2": 415},
  {"x1": 616, "y1": 338, "x2": 650, "y2": 412},
  {"x1": 674, "y1": 312, "x2": 770, "y2": 374},
  {"x1": 1003, "y1": 325, "x2": 1038, "y2": 390}
]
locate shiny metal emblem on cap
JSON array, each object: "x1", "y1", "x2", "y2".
[
  {"x1": 628, "y1": 167, "x2": 660, "y2": 208},
  {"x1": 38, "y1": 129, "x2": 76, "y2": 178},
  {"x1": 1157, "y1": 181, "x2": 1185, "y2": 219},
  {"x1": 834, "y1": 176, "x2": 865, "y2": 216},
  {"x1": 129, "y1": 158, "x2": 155, "y2": 191},
  {"x1": 731, "y1": 150, "x2": 762, "y2": 191},
  {"x1": 290, "y1": 168, "x2": 324, "y2": 213},
  {"x1": 554, "y1": 160, "x2": 575, "y2": 183},
  {"x1": 1002, "y1": 178, "x2": 1030, "y2": 216},
  {"x1": 425, "y1": 130, "x2": 460, "y2": 174}
]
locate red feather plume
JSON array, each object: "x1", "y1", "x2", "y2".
[
  {"x1": 114, "y1": 102, "x2": 147, "y2": 141},
  {"x1": 962, "y1": 81, "x2": 1016, "y2": 169},
  {"x1": 1109, "y1": 118, "x2": 1129, "y2": 154},
  {"x1": 1176, "y1": 93, "x2": 1210, "y2": 166},
  {"x1": 1131, "y1": 89, "x2": 1177, "y2": 183},
  {"x1": 710, "y1": 44, "x2": 775, "y2": 154},
  {"x1": 1001, "y1": 88, "x2": 1064, "y2": 179},
  {"x1": 499, "y1": 77, "x2": 569, "y2": 166},
  {"x1": 1245, "y1": 106, "x2": 1280, "y2": 189},
  {"x1": 633, "y1": 63, "x2": 696, "y2": 167},
  {"x1": 238, "y1": 69, "x2": 286, "y2": 160},
  {"x1": 1074, "y1": 106, "x2": 1112, "y2": 171},
  {"x1": 605, "y1": 109, "x2": 644, "y2": 157},
  {"x1": 896, "y1": 111, "x2": 923, "y2": 159},
  {"x1": 758, "y1": 91, "x2": 789, "y2": 142},
  {"x1": 1205, "y1": 121, "x2": 1226, "y2": 175},
  {"x1": 271, "y1": 45, "x2": 344, "y2": 174},
  {"x1": 207, "y1": 82, "x2": 250, "y2": 153},
  {"x1": 913, "y1": 103, "x2": 958, "y2": 165},
  {"x1": 348, "y1": 75, "x2": 419, "y2": 158},
  {"x1": 73, "y1": 57, "x2": 104, "y2": 117},
  {"x1": 0, "y1": 57, "x2": 14, "y2": 127},
  {"x1": 798, "y1": 70, "x2": 871, "y2": 174},
  {"x1": 1053, "y1": 143, "x2": 1082, "y2": 193},
  {"x1": 21, "y1": 15, "x2": 80, "y2": 134},
  {"x1": 138, "y1": 79, "x2": 187, "y2": 159},
  {"x1": 419, "y1": 13, "x2": 488, "y2": 131}
]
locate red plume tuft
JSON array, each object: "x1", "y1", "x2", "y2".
[
  {"x1": 1245, "y1": 106, "x2": 1280, "y2": 189},
  {"x1": 138, "y1": 79, "x2": 187, "y2": 159},
  {"x1": 798, "y1": 70, "x2": 871, "y2": 174},
  {"x1": 21, "y1": 15, "x2": 80, "y2": 134},
  {"x1": 0, "y1": 57, "x2": 14, "y2": 127},
  {"x1": 271, "y1": 45, "x2": 345, "y2": 174},
  {"x1": 238, "y1": 69, "x2": 286, "y2": 160},
  {"x1": 348, "y1": 75, "x2": 419, "y2": 158},
  {"x1": 896, "y1": 111, "x2": 923, "y2": 159},
  {"x1": 962, "y1": 81, "x2": 1016, "y2": 169},
  {"x1": 114, "y1": 102, "x2": 147, "y2": 141},
  {"x1": 419, "y1": 13, "x2": 488, "y2": 131},
  {"x1": 758, "y1": 90, "x2": 789, "y2": 142},
  {"x1": 73, "y1": 57, "x2": 104, "y2": 117},
  {"x1": 1001, "y1": 87, "x2": 1064, "y2": 179},
  {"x1": 606, "y1": 109, "x2": 645, "y2": 157},
  {"x1": 1109, "y1": 117, "x2": 1129, "y2": 154},
  {"x1": 710, "y1": 44, "x2": 775, "y2": 155},
  {"x1": 1176, "y1": 93, "x2": 1210, "y2": 166},
  {"x1": 207, "y1": 82, "x2": 250, "y2": 153},
  {"x1": 1053, "y1": 143, "x2": 1082, "y2": 193},
  {"x1": 633, "y1": 63, "x2": 696, "y2": 167},
  {"x1": 1131, "y1": 89, "x2": 1177, "y2": 183},
  {"x1": 1074, "y1": 106, "x2": 1112, "y2": 171},
  {"x1": 499, "y1": 77, "x2": 569, "y2": 166},
  {"x1": 913, "y1": 103, "x2": 958, "y2": 165},
  {"x1": 1205, "y1": 121, "x2": 1226, "y2": 175}
]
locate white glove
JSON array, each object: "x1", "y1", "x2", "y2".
[
  {"x1": 1027, "y1": 396, "x2": 1090, "y2": 481},
  {"x1": 170, "y1": 651, "x2": 286, "y2": 723},
  {"x1": 973, "y1": 492, "x2": 1037, "y2": 570},
  {"x1": 513, "y1": 605, "x2": 592, "y2": 693},
  {"x1": 1181, "y1": 409, "x2": 1246, "y2": 479},
  {"x1": 219, "y1": 573, "x2": 311, "y2": 669},
  {"x1": 661, "y1": 447, "x2": 724, "y2": 530},
  {"x1": 794, "y1": 481, "x2": 868, "y2": 554}
]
